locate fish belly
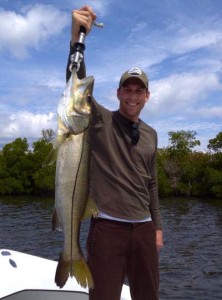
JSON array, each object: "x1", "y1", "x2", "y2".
[{"x1": 55, "y1": 131, "x2": 90, "y2": 260}]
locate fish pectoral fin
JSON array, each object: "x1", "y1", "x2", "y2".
[
  {"x1": 42, "y1": 148, "x2": 58, "y2": 167},
  {"x1": 81, "y1": 198, "x2": 98, "y2": 220},
  {"x1": 53, "y1": 134, "x2": 68, "y2": 149},
  {"x1": 42, "y1": 134, "x2": 68, "y2": 167},
  {"x1": 70, "y1": 257, "x2": 94, "y2": 289}
]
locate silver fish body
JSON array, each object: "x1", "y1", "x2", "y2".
[{"x1": 52, "y1": 71, "x2": 96, "y2": 289}]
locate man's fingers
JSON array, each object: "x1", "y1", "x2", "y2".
[
  {"x1": 71, "y1": 6, "x2": 97, "y2": 44},
  {"x1": 72, "y1": 10, "x2": 96, "y2": 33}
]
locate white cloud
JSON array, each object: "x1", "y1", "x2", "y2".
[
  {"x1": 148, "y1": 72, "x2": 222, "y2": 116},
  {"x1": 194, "y1": 106, "x2": 222, "y2": 119},
  {"x1": 172, "y1": 30, "x2": 222, "y2": 54},
  {"x1": 0, "y1": 5, "x2": 68, "y2": 58},
  {"x1": 1, "y1": 111, "x2": 56, "y2": 140}
]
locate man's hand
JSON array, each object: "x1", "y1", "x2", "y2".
[
  {"x1": 71, "y1": 5, "x2": 97, "y2": 45},
  {"x1": 156, "y1": 230, "x2": 163, "y2": 250}
]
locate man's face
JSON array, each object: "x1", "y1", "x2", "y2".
[{"x1": 117, "y1": 78, "x2": 150, "y2": 122}]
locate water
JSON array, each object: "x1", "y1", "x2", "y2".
[{"x1": 0, "y1": 196, "x2": 222, "y2": 299}]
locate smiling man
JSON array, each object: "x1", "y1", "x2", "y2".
[
  {"x1": 65, "y1": 5, "x2": 163, "y2": 300},
  {"x1": 117, "y1": 67, "x2": 150, "y2": 122}
]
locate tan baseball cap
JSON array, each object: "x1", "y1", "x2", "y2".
[{"x1": 119, "y1": 67, "x2": 148, "y2": 89}]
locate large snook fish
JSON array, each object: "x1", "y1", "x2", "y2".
[{"x1": 49, "y1": 70, "x2": 97, "y2": 289}]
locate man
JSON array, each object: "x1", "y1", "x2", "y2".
[{"x1": 67, "y1": 6, "x2": 163, "y2": 300}]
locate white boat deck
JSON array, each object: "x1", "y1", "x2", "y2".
[{"x1": 0, "y1": 249, "x2": 131, "y2": 300}]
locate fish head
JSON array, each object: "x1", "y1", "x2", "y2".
[
  {"x1": 63, "y1": 74, "x2": 94, "y2": 134},
  {"x1": 71, "y1": 75, "x2": 94, "y2": 116},
  {"x1": 68, "y1": 74, "x2": 94, "y2": 117},
  {"x1": 58, "y1": 72, "x2": 95, "y2": 135}
]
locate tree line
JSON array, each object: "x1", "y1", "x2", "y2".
[{"x1": 0, "y1": 129, "x2": 221, "y2": 198}]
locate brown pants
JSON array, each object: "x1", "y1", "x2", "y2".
[{"x1": 87, "y1": 218, "x2": 159, "y2": 300}]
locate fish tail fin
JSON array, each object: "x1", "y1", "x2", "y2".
[
  {"x1": 81, "y1": 197, "x2": 98, "y2": 220},
  {"x1": 55, "y1": 253, "x2": 94, "y2": 289},
  {"x1": 70, "y1": 257, "x2": 94, "y2": 289},
  {"x1": 55, "y1": 253, "x2": 70, "y2": 288}
]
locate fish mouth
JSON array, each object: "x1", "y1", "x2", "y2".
[
  {"x1": 74, "y1": 108, "x2": 91, "y2": 115},
  {"x1": 69, "y1": 108, "x2": 90, "y2": 117}
]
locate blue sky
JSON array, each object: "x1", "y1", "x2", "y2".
[{"x1": 0, "y1": 0, "x2": 222, "y2": 150}]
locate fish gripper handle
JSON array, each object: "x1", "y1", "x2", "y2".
[
  {"x1": 72, "y1": 26, "x2": 86, "y2": 70},
  {"x1": 73, "y1": 42, "x2": 85, "y2": 55}
]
